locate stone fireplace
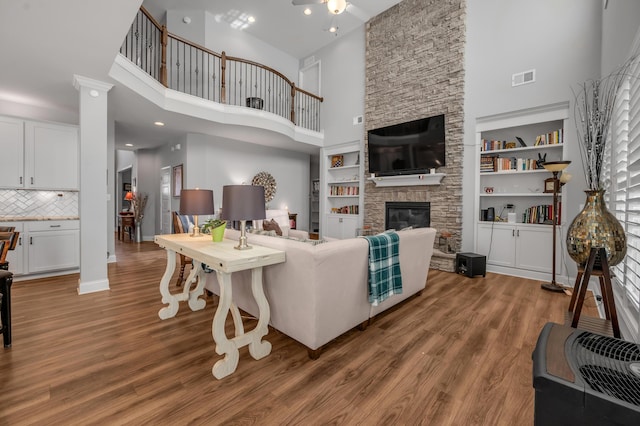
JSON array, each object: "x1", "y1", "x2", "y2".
[{"x1": 363, "y1": 0, "x2": 465, "y2": 273}]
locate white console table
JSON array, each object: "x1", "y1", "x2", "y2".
[{"x1": 154, "y1": 233, "x2": 285, "y2": 379}]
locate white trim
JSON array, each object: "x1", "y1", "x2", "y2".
[{"x1": 77, "y1": 278, "x2": 110, "y2": 294}]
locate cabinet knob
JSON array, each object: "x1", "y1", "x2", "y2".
[
  {"x1": 31, "y1": 177, "x2": 34, "y2": 185},
  {"x1": 49, "y1": 225, "x2": 61, "y2": 228},
  {"x1": 512, "y1": 229, "x2": 515, "y2": 237},
  {"x1": 19, "y1": 176, "x2": 22, "y2": 185}
]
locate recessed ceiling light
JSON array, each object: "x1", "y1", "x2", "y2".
[
  {"x1": 248, "y1": 16, "x2": 255, "y2": 23},
  {"x1": 329, "y1": 26, "x2": 337, "y2": 33},
  {"x1": 304, "y1": 8, "x2": 312, "y2": 15},
  {"x1": 154, "y1": 121, "x2": 165, "y2": 126},
  {"x1": 125, "y1": 143, "x2": 133, "y2": 147}
]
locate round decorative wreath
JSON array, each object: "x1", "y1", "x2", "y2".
[{"x1": 251, "y1": 171, "x2": 276, "y2": 202}]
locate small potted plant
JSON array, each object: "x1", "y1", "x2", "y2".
[{"x1": 203, "y1": 218, "x2": 227, "y2": 242}]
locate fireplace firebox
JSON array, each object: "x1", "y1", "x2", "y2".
[{"x1": 385, "y1": 202, "x2": 430, "y2": 230}]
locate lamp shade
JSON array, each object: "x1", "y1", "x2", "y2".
[
  {"x1": 541, "y1": 160, "x2": 571, "y2": 173},
  {"x1": 221, "y1": 185, "x2": 266, "y2": 221},
  {"x1": 179, "y1": 189, "x2": 214, "y2": 215},
  {"x1": 124, "y1": 191, "x2": 134, "y2": 201}
]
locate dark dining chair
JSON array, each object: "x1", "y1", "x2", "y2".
[{"x1": 0, "y1": 269, "x2": 13, "y2": 347}]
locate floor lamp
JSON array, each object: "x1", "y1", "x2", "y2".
[{"x1": 541, "y1": 161, "x2": 571, "y2": 292}]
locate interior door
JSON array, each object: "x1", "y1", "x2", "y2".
[{"x1": 160, "y1": 167, "x2": 171, "y2": 234}]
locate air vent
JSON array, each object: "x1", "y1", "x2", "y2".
[{"x1": 512, "y1": 69, "x2": 536, "y2": 87}]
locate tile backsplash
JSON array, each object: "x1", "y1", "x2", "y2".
[{"x1": 0, "y1": 190, "x2": 79, "y2": 217}]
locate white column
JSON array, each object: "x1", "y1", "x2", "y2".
[{"x1": 73, "y1": 75, "x2": 114, "y2": 294}]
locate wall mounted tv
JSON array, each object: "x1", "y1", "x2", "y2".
[{"x1": 367, "y1": 114, "x2": 445, "y2": 177}]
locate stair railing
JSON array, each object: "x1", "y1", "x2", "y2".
[{"x1": 120, "y1": 7, "x2": 323, "y2": 132}]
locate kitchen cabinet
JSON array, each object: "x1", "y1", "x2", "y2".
[
  {"x1": 25, "y1": 121, "x2": 79, "y2": 190},
  {"x1": 0, "y1": 220, "x2": 79, "y2": 276},
  {"x1": 0, "y1": 116, "x2": 78, "y2": 190},
  {"x1": 26, "y1": 220, "x2": 79, "y2": 274},
  {"x1": 0, "y1": 116, "x2": 25, "y2": 188}
]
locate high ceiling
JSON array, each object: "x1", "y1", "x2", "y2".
[
  {"x1": 143, "y1": 0, "x2": 403, "y2": 59},
  {"x1": 0, "y1": 1, "x2": 402, "y2": 153}
]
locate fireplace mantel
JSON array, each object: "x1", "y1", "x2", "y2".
[{"x1": 368, "y1": 173, "x2": 445, "y2": 187}]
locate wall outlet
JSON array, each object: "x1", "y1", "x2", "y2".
[{"x1": 353, "y1": 115, "x2": 363, "y2": 125}]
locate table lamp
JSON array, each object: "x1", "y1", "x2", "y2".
[
  {"x1": 221, "y1": 185, "x2": 266, "y2": 250},
  {"x1": 541, "y1": 160, "x2": 571, "y2": 292},
  {"x1": 124, "y1": 191, "x2": 134, "y2": 211},
  {"x1": 179, "y1": 189, "x2": 214, "y2": 237}
]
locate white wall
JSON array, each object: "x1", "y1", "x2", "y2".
[
  {"x1": 183, "y1": 133, "x2": 311, "y2": 227},
  {"x1": 601, "y1": 0, "x2": 640, "y2": 74},
  {"x1": 462, "y1": 0, "x2": 603, "y2": 258},
  {"x1": 166, "y1": 10, "x2": 206, "y2": 46},
  {"x1": 308, "y1": 27, "x2": 365, "y2": 147}
]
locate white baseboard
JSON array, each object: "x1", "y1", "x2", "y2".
[{"x1": 77, "y1": 278, "x2": 110, "y2": 294}]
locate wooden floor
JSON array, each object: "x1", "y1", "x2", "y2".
[{"x1": 0, "y1": 239, "x2": 598, "y2": 425}]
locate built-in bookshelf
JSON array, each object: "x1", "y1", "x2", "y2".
[{"x1": 474, "y1": 102, "x2": 569, "y2": 281}]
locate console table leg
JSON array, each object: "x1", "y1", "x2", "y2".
[
  {"x1": 187, "y1": 265, "x2": 206, "y2": 312},
  {"x1": 212, "y1": 271, "x2": 239, "y2": 379},
  {"x1": 248, "y1": 267, "x2": 271, "y2": 360},
  {"x1": 158, "y1": 249, "x2": 178, "y2": 320}
]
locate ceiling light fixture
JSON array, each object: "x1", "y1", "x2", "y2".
[
  {"x1": 327, "y1": 0, "x2": 347, "y2": 15},
  {"x1": 303, "y1": 8, "x2": 312, "y2": 15},
  {"x1": 329, "y1": 25, "x2": 337, "y2": 33},
  {"x1": 154, "y1": 121, "x2": 165, "y2": 126},
  {"x1": 125, "y1": 143, "x2": 133, "y2": 147},
  {"x1": 248, "y1": 16, "x2": 255, "y2": 23}
]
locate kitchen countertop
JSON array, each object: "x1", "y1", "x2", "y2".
[{"x1": 0, "y1": 216, "x2": 79, "y2": 222}]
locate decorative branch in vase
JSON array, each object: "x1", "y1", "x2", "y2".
[
  {"x1": 130, "y1": 192, "x2": 148, "y2": 242},
  {"x1": 567, "y1": 57, "x2": 637, "y2": 267}
]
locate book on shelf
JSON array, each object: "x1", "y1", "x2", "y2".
[
  {"x1": 480, "y1": 155, "x2": 540, "y2": 172},
  {"x1": 331, "y1": 205, "x2": 359, "y2": 214},
  {"x1": 534, "y1": 129, "x2": 563, "y2": 146},
  {"x1": 330, "y1": 186, "x2": 359, "y2": 196},
  {"x1": 522, "y1": 202, "x2": 561, "y2": 224}
]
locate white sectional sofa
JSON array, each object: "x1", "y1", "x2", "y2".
[{"x1": 204, "y1": 227, "x2": 436, "y2": 358}]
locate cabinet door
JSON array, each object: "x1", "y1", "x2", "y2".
[
  {"x1": 28, "y1": 230, "x2": 79, "y2": 273},
  {"x1": 515, "y1": 226, "x2": 555, "y2": 273},
  {"x1": 476, "y1": 224, "x2": 516, "y2": 267},
  {"x1": 340, "y1": 216, "x2": 358, "y2": 239},
  {"x1": 0, "y1": 117, "x2": 24, "y2": 188},
  {"x1": 25, "y1": 121, "x2": 79, "y2": 189},
  {"x1": 326, "y1": 215, "x2": 343, "y2": 239},
  {"x1": 0, "y1": 222, "x2": 24, "y2": 275}
]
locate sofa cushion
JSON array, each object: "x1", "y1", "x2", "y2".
[
  {"x1": 248, "y1": 228, "x2": 277, "y2": 237},
  {"x1": 263, "y1": 218, "x2": 283, "y2": 236}
]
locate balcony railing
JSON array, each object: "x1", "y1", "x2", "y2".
[{"x1": 119, "y1": 7, "x2": 323, "y2": 132}]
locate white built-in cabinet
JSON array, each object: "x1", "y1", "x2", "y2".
[
  {"x1": 0, "y1": 220, "x2": 79, "y2": 276},
  {"x1": 0, "y1": 116, "x2": 79, "y2": 190},
  {"x1": 474, "y1": 102, "x2": 569, "y2": 281},
  {"x1": 320, "y1": 142, "x2": 363, "y2": 239}
]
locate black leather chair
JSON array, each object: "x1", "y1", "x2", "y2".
[{"x1": 0, "y1": 269, "x2": 13, "y2": 348}]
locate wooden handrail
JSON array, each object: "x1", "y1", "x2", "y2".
[{"x1": 140, "y1": 6, "x2": 162, "y2": 30}]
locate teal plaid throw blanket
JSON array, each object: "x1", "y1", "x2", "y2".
[{"x1": 363, "y1": 231, "x2": 402, "y2": 306}]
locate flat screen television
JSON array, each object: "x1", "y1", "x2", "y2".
[{"x1": 367, "y1": 114, "x2": 445, "y2": 176}]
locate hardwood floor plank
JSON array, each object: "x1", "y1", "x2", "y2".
[{"x1": 0, "y1": 241, "x2": 599, "y2": 424}]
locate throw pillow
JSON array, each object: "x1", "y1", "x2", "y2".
[
  {"x1": 262, "y1": 218, "x2": 283, "y2": 236},
  {"x1": 248, "y1": 229, "x2": 277, "y2": 237}
]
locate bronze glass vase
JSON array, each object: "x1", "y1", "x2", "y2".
[{"x1": 566, "y1": 189, "x2": 627, "y2": 266}]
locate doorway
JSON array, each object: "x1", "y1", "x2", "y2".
[{"x1": 160, "y1": 167, "x2": 171, "y2": 234}]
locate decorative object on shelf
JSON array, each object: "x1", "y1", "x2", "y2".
[
  {"x1": 251, "y1": 171, "x2": 276, "y2": 203},
  {"x1": 504, "y1": 141, "x2": 517, "y2": 149},
  {"x1": 566, "y1": 57, "x2": 635, "y2": 268},
  {"x1": 484, "y1": 186, "x2": 494, "y2": 194},
  {"x1": 543, "y1": 178, "x2": 557, "y2": 193},
  {"x1": 245, "y1": 97, "x2": 264, "y2": 109},
  {"x1": 179, "y1": 189, "x2": 214, "y2": 238},
  {"x1": 203, "y1": 219, "x2": 226, "y2": 242},
  {"x1": 540, "y1": 161, "x2": 571, "y2": 292},
  {"x1": 129, "y1": 192, "x2": 148, "y2": 243},
  {"x1": 566, "y1": 189, "x2": 627, "y2": 267},
  {"x1": 221, "y1": 185, "x2": 266, "y2": 250},
  {"x1": 439, "y1": 231, "x2": 454, "y2": 253},
  {"x1": 172, "y1": 164, "x2": 183, "y2": 197},
  {"x1": 535, "y1": 153, "x2": 547, "y2": 169},
  {"x1": 516, "y1": 136, "x2": 527, "y2": 147},
  {"x1": 330, "y1": 155, "x2": 343, "y2": 168}
]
